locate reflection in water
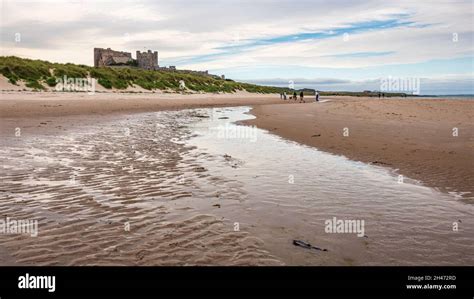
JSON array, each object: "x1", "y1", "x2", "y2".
[
  {"x1": 186, "y1": 106, "x2": 474, "y2": 265},
  {"x1": 0, "y1": 106, "x2": 472, "y2": 265}
]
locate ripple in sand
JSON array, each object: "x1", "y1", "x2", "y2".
[{"x1": 0, "y1": 109, "x2": 281, "y2": 266}]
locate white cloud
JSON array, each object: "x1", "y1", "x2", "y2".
[{"x1": 1, "y1": 0, "x2": 472, "y2": 83}]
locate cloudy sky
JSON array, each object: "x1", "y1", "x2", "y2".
[{"x1": 1, "y1": 0, "x2": 473, "y2": 94}]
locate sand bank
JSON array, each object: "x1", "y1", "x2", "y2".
[
  {"x1": 2, "y1": 92, "x2": 472, "y2": 197},
  {"x1": 0, "y1": 91, "x2": 284, "y2": 118},
  {"x1": 243, "y1": 96, "x2": 474, "y2": 198},
  {"x1": 1, "y1": 94, "x2": 473, "y2": 265}
]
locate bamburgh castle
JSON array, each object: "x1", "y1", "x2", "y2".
[
  {"x1": 94, "y1": 48, "x2": 159, "y2": 70},
  {"x1": 93, "y1": 47, "x2": 212, "y2": 76}
]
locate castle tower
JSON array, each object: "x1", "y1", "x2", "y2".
[{"x1": 136, "y1": 50, "x2": 158, "y2": 70}]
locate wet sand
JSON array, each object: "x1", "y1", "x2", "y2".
[
  {"x1": 0, "y1": 91, "x2": 283, "y2": 118},
  {"x1": 188, "y1": 107, "x2": 474, "y2": 266},
  {"x1": 243, "y1": 97, "x2": 474, "y2": 199},
  {"x1": 0, "y1": 110, "x2": 283, "y2": 265},
  {"x1": 1, "y1": 92, "x2": 473, "y2": 265},
  {"x1": 0, "y1": 91, "x2": 287, "y2": 265},
  {"x1": 1, "y1": 106, "x2": 472, "y2": 266}
]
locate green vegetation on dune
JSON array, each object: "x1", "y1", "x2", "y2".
[
  {"x1": 0, "y1": 56, "x2": 289, "y2": 94},
  {"x1": 0, "y1": 56, "x2": 409, "y2": 97}
]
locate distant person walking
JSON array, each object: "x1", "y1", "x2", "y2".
[
  {"x1": 293, "y1": 91, "x2": 297, "y2": 101},
  {"x1": 315, "y1": 91, "x2": 320, "y2": 102},
  {"x1": 299, "y1": 91, "x2": 304, "y2": 103},
  {"x1": 283, "y1": 92, "x2": 287, "y2": 100}
]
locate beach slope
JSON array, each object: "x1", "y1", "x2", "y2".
[{"x1": 243, "y1": 97, "x2": 474, "y2": 198}]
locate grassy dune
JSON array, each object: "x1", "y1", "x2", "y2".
[
  {"x1": 0, "y1": 56, "x2": 288, "y2": 93},
  {"x1": 0, "y1": 56, "x2": 408, "y2": 97}
]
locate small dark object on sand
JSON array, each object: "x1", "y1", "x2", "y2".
[
  {"x1": 372, "y1": 161, "x2": 391, "y2": 166},
  {"x1": 311, "y1": 134, "x2": 321, "y2": 137},
  {"x1": 292, "y1": 240, "x2": 328, "y2": 252}
]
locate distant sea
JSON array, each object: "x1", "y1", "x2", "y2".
[{"x1": 421, "y1": 94, "x2": 474, "y2": 98}]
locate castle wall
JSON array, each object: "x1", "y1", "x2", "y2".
[{"x1": 94, "y1": 48, "x2": 132, "y2": 67}]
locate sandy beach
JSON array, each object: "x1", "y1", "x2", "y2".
[
  {"x1": 2, "y1": 1, "x2": 474, "y2": 295},
  {"x1": 1, "y1": 91, "x2": 473, "y2": 266},
  {"x1": 0, "y1": 90, "x2": 284, "y2": 118},
  {"x1": 2, "y1": 91, "x2": 470, "y2": 197},
  {"x1": 244, "y1": 96, "x2": 474, "y2": 198}
]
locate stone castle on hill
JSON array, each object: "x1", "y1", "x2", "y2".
[
  {"x1": 93, "y1": 47, "x2": 214, "y2": 77},
  {"x1": 94, "y1": 48, "x2": 159, "y2": 70}
]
